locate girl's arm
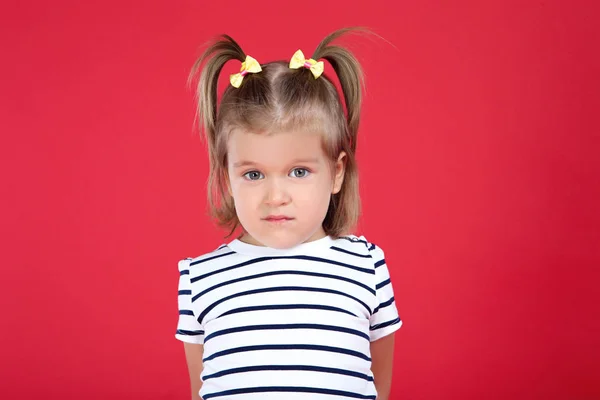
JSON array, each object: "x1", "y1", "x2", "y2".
[
  {"x1": 183, "y1": 342, "x2": 204, "y2": 400},
  {"x1": 370, "y1": 333, "x2": 396, "y2": 400}
]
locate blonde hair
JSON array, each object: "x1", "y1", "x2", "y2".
[{"x1": 188, "y1": 27, "x2": 367, "y2": 238}]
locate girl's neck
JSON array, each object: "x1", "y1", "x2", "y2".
[{"x1": 237, "y1": 227, "x2": 328, "y2": 248}]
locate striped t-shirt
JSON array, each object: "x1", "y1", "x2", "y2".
[{"x1": 175, "y1": 234, "x2": 402, "y2": 400}]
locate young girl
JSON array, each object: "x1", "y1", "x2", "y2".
[{"x1": 176, "y1": 28, "x2": 402, "y2": 400}]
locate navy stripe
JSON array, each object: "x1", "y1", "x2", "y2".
[
  {"x1": 179, "y1": 269, "x2": 189, "y2": 276},
  {"x1": 189, "y1": 251, "x2": 235, "y2": 266},
  {"x1": 196, "y1": 286, "x2": 372, "y2": 323},
  {"x1": 330, "y1": 246, "x2": 372, "y2": 258},
  {"x1": 368, "y1": 243, "x2": 376, "y2": 251},
  {"x1": 197, "y1": 270, "x2": 375, "y2": 299},
  {"x1": 203, "y1": 364, "x2": 374, "y2": 381},
  {"x1": 373, "y1": 296, "x2": 395, "y2": 315},
  {"x1": 376, "y1": 278, "x2": 391, "y2": 290},
  {"x1": 203, "y1": 386, "x2": 376, "y2": 399},
  {"x1": 191, "y1": 255, "x2": 374, "y2": 284},
  {"x1": 370, "y1": 317, "x2": 401, "y2": 331},
  {"x1": 178, "y1": 309, "x2": 194, "y2": 316},
  {"x1": 203, "y1": 344, "x2": 371, "y2": 363},
  {"x1": 374, "y1": 259, "x2": 386, "y2": 268},
  {"x1": 176, "y1": 329, "x2": 204, "y2": 336},
  {"x1": 178, "y1": 289, "x2": 191, "y2": 296},
  {"x1": 218, "y1": 304, "x2": 358, "y2": 318},
  {"x1": 204, "y1": 323, "x2": 370, "y2": 343}
]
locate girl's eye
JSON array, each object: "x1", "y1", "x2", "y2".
[
  {"x1": 243, "y1": 171, "x2": 264, "y2": 181},
  {"x1": 289, "y1": 168, "x2": 310, "y2": 178}
]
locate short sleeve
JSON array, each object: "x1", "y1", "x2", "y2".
[
  {"x1": 175, "y1": 259, "x2": 205, "y2": 344},
  {"x1": 369, "y1": 244, "x2": 402, "y2": 342}
]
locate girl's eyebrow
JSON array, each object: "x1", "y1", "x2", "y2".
[
  {"x1": 232, "y1": 160, "x2": 258, "y2": 168},
  {"x1": 233, "y1": 158, "x2": 320, "y2": 168},
  {"x1": 291, "y1": 157, "x2": 320, "y2": 164}
]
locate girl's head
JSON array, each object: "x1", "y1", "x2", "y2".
[{"x1": 190, "y1": 28, "x2": 365, "y2": 249}]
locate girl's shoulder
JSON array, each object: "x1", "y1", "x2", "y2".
[
  {"x1": 177, "y1": 243, "x2": 232, "y2": 273},
  {"x1": 333, "y1": 234, "x2": 385, "y2": 258}
]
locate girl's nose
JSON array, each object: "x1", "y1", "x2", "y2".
[{"x1": 264, "y1": 178, "x2": 291, "y2": 206}]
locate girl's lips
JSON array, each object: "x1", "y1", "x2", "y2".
[{"x1": 264, "y1": 215, "x2": 294, "y2": 221}]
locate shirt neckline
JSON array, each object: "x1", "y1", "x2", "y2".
[{"x1": 227, "y1": 235, "x2": 335, "y2": 256}]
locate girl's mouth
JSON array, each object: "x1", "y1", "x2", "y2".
[{"x1": 264, "y1": 215, "x2": 294, "y2": 222}]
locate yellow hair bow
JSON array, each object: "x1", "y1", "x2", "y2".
[
  {"x1": 289, "y1": 49, "x2": 324, "y2": 79},
  {"x1": 230, "y1": 55, "x2": 262, "y2": 88}
]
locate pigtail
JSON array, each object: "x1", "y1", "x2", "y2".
[
  {"x1": 187, "y1": 35, "x2": 246, "y2": 235},
  {"x1": 310, "y1": 28, "x2": 373, "y2": 235},
  {"x1": 188, "y1": 35, "x2": 246, "y2": 144},
  {"x1": 312, "y1": 27, "x2": 367, "y2": 152}
]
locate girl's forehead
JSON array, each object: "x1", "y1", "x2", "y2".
[{"x1": 227, "y1": 130, "x2": 327, "y2": 162}]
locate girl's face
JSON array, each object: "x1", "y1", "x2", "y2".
[{"x1": 227, "y1": 129, "x2": 346, "y2": 249}]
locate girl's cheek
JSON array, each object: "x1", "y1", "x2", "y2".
[
  {"x1": 234, "y1": 182, "x2": 258, "y2": 198},
  {"x1": 230, "y1": 181, "x2": 244, "y2": 197}
]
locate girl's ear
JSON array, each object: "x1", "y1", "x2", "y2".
[{"x1": 332, "y1": 151, "x2": 347, "y2": 194}]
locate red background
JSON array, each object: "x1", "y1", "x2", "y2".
[{"x1": 1, "y1": 1, "x2": 599, "y2": 399}]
